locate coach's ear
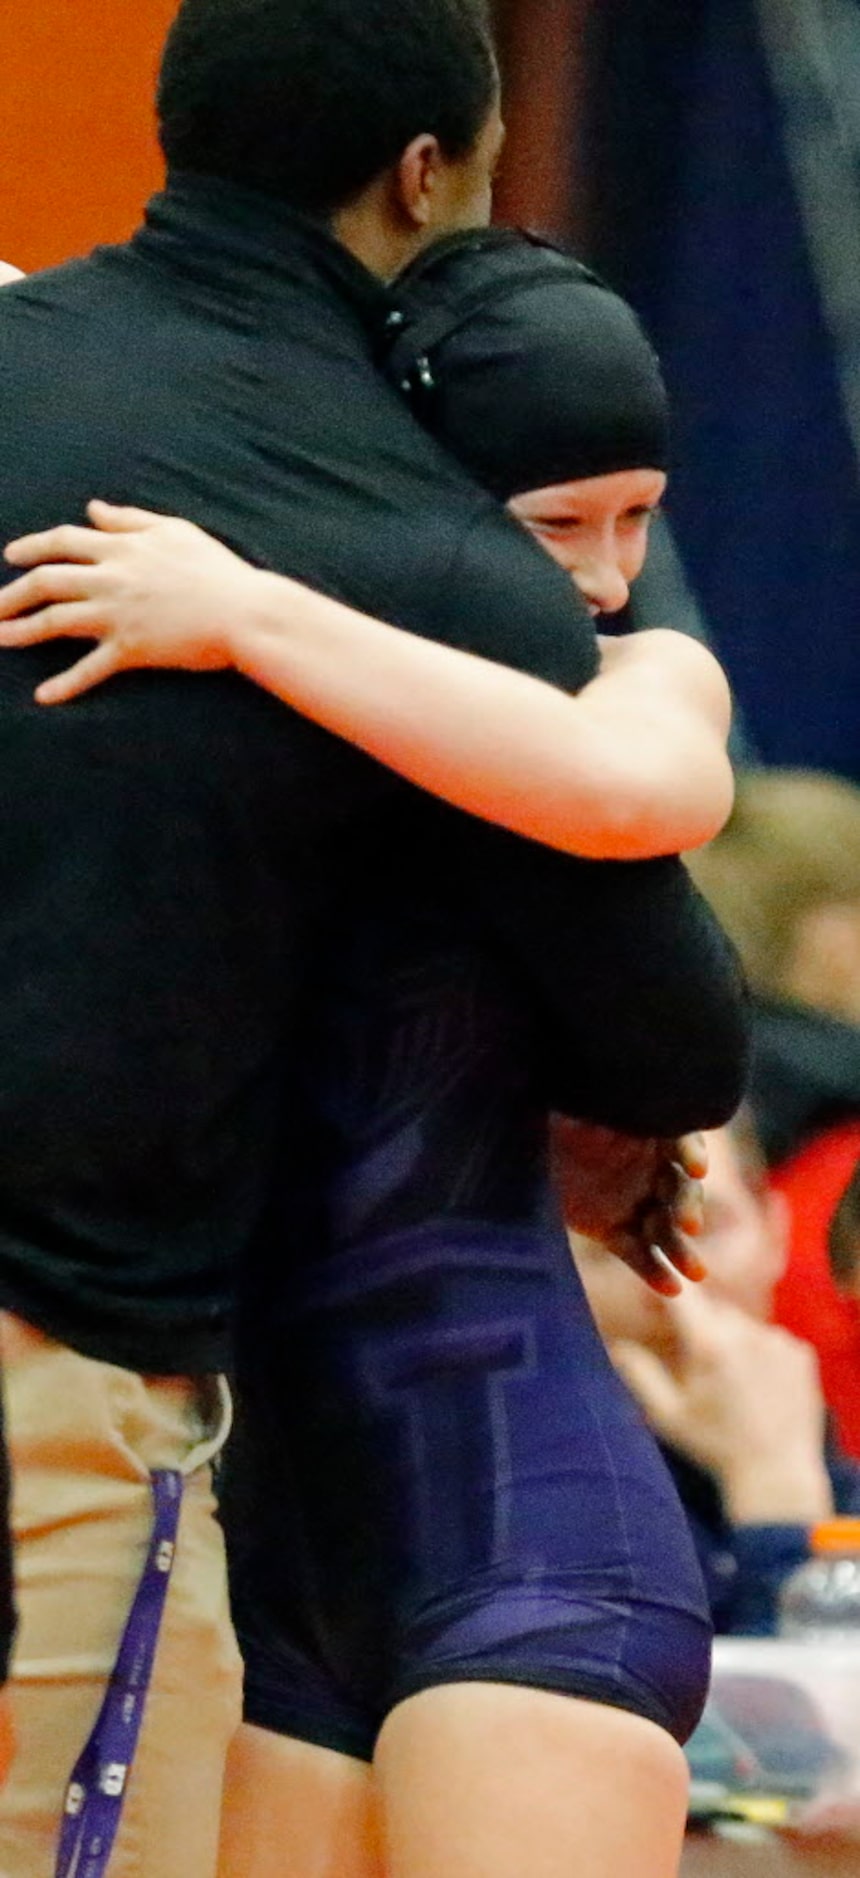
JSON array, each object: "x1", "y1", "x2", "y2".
[
  {"x1": 0, "y1": 262, "x2": 24, "y2": 285},
  {"x1": 393, "y1": 134, "x2": 452, "y2": 230}
]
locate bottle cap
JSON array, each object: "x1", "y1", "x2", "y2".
[{"x1": 810, "y1": 1518, "x2": 860, "y2": 1554}]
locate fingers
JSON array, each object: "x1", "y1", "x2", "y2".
[
  {"x1": 637, "y1": 1188, "x2": 708, "y2": 1275},
  {"x1": 673, "y1": 1133, "x2": 709, "y2": 1181},
  {"x1": 658, "y1": 1231, "x2": 707, "y2": 1284},
  {"x1": 645, "y1": 1237, "x2": 705, "y2": 1288},
  {"x1": 648, "y1": 1137, "x2": 707, "y2": 1245},
  {"x1": 647, "y1": 1163, "x2": 704, "y2": 1238},
  {"x1": 0, "y1": 565, "x2": 106, "y2": 630},
  {"x1": 678, "y1": 1180, "x2": 705, "y2": 1238},
  {"x1": 633, "y1": 1166, "x2": 707, "y2": 1283},
  {"x1": 35, "y1": 642, "x2": 125, "y2": 705},
  {"x1": 603, "y1": 1232, "x2": 685, "y2": 1297},
  {"x1": 667, "y1": 1174, "x2": 704, "y2": 1240},
  {"x1": 4, "y1": 524, "x2": 119, "y2": 570},
  {"x1": 87, "y1": 499, "x2": 165, "y2": 532},
  {"x1": 641, "y1": 1244, "x2": 687, "y2": 1296},
  {"x1": 4, "y1": 503, "x2": 168, "y2": 574},
  {"x1": 0, "y1": 600, "x2": 106, "y2": 648}
]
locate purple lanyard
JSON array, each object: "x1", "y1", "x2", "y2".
[{"x1": 55, "y1": 1468, "x2": 183, "y2": 1878}]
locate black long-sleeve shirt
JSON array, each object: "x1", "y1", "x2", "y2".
[{"x1": 0, "y1": 174, "x2": 747, "y2": 1376}]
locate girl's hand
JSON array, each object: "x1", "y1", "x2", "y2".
[{"x1": 0, "y1": 501, "x2": 264, "y2": 703}]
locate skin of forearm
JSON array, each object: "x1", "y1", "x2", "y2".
[
  {"x1": 572, "y1": 676, "x2": 734, "y2": 855},
  {"x1": 227, "y1": 572, "x2": 733, "y2": 859},
  {"x1": 588, "y1": 629, "x2": 735, "y2": 848},
  {"x1": 597, "y1": 630, "x2": 733, "y2": 745}
]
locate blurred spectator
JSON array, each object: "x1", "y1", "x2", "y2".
[
  {"x1": 565, "y1": 1117, "x2": 860, "y2": 1636},
  {"x1": 688, "y1": 770, "x2": 860, "y2": 1458},
  {"x1": 688, "y1": 770, "x2": 860, "y2": 1029}
]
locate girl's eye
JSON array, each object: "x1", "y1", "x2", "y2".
[
  {"x1": 624, "y1": 504, "x2": 663, "y2": 524},
  {"x1": 530, "y1": 517, "x2": 582, "y2": 535}
]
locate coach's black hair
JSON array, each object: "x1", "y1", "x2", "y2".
[{"x1": 158, "y1": 0, "x2": 498, "y2": 219}]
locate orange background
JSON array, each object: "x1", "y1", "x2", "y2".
[
  {"x1": 1, "y1": 2, "x2": 177, "y2": 272},
  {"x1": 1, "y1": 2, "x2": 588, "y2": 275}
]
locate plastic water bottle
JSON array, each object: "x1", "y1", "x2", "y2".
[{"x1": 779, "y1": 1519, "x2": 860, "y2": 1638}]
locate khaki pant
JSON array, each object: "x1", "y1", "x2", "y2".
[{"x1": 0, "y1": 1315, "x2": 243, "y2": 1878}]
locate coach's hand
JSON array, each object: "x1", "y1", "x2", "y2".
[{"x1": 552, "y1": 1120, "x2": 707, "y2": 1294}]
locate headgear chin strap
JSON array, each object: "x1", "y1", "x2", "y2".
[{"x1": 382, "y1": 228, "x2": 670, "y2": 501}]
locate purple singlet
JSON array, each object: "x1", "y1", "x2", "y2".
[{"x1": 225, "y1": 882, "x2": 712, "y2": 1757}]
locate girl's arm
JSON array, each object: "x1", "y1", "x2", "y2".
[{"x1": 0, "y1": 502, "x2": 733, "y2": 861}]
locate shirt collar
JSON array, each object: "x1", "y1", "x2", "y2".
[{"x1": 131, "y1": 170, "x2": 392, "y2": 333}]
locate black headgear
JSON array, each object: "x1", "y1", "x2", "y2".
[{"x1": 383, "y1": 228, "x2": 670, "y2": 501}]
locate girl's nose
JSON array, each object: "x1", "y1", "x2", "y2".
[{"x1": 574, "y1": 555, "x2": 630, "y2": 617}]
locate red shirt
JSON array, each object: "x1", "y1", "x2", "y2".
[{"x1": 772, "y1": 1121, "x2": 860, "y2": 1458}]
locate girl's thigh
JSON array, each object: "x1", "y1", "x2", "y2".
[
  {"x1": 374, "y1": 1681, "x2": 690, "y2": 1878},
  {"x1": 218, "y1": 1724, "x2": 383, "y2": 1878}
]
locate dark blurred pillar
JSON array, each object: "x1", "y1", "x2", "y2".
[{"x1": 493, "y1": 0, "x2": 594, "y2": 242}]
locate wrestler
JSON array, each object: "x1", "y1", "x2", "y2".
[
  {"x1": 1, "y1": 234, "x2": 739, "y2": 1878},
  {"x1": 222, "y1": 236, "x2": 723, "y2": 1878}
]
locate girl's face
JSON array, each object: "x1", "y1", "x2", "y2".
[{"x1": 508, "y1": 467, "x2": 667, "y2": 616}]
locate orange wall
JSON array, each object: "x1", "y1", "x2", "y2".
[
  {"x1": 1, "y1": 2, "x2": 177, "y2": 272},
  {"x1": 1, "y1": 2, "x2": 592, "y2": 273}
]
